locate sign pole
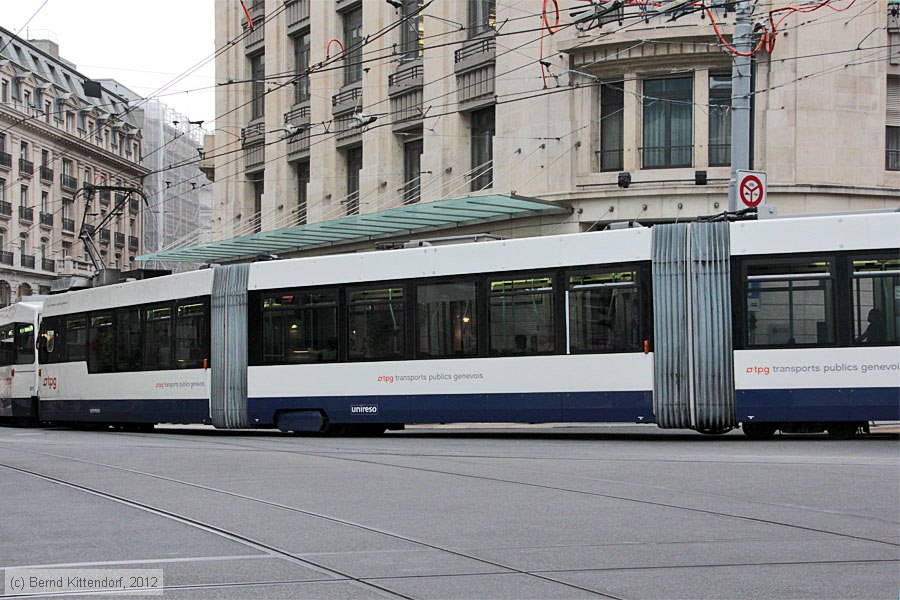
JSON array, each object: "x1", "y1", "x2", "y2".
[{"x1": 728, "y1": 0, "x2": 754, "y2": 212}]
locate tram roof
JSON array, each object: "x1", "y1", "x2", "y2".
[{"x1": 137, "y1": 194, "x2": 571, "y2": 264}]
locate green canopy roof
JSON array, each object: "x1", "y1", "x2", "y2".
[{"x1": 138, "y1": 194, "x2": 570, "y2": 263}]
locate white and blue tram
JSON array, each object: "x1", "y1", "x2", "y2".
[{"x1": 10, "y1": 211, "x2": 899, "y2": 438}]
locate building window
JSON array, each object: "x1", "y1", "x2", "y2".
[
  {"x1": 400, "y1": 0, "x2": 424, "y2": 60},
  {"x1": 599, "y1": 81, "x2": 624, "y2": 172},
  {"x1": 470, "y1": 107, "x2": 495, "y2": 191},
  {"x1": 19, "y1": 185, "x2": 27, "y2": 207},
  {"x1": 41, "y1": 191, "x2": 48, "y2": 213},
  {"x1": 65, "y1": 111, "x2": 74, "y2": 132},
  {"x1": 250, "y1": 173, "x2": 264, "y2": 233},
  {"x1": 709, "y1": 74, "x2": 731, "y2": 166},
  {"x1": 293, "y1": 31, "x2": 310, "y2": 104},
  {"x1": 345, "y1": 146, "x2": 363, "y2": 216},
  {"x1": 1, "y1": 80, "x2": 7, "y2": 103},
  {"x1": 250, "y1": 54, "x2": 265, "y2": 120},
  {"x1": 642, "y1": 76, "x2": 693, "y2": 168},
  {"x1": 468, "y1": 0, "x2": 496, "y2": 37},
  {"x1": 343, "y1": 7, "x2": 363, "y2": 86},
  {"x1": 887, "y1": 76, "x2": 899, "y2": 171},
  {"x1": 44, "y1": 100, "x2": 51, "y2": 123},
  {"x1": 403, "y1": 138, "x2": 423, "y2": 205},
  {"x1": 296, "y1": 161, "x2": 309, "y2": 225},
  {"x1": 19, "y1": 141, "x2": 28, "y2": 160}
]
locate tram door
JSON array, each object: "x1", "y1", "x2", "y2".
[{"x1": 651, "y1": 222, "x2": 736, "y2": 432}]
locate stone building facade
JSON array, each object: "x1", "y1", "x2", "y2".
[
  {"x1": 0, "y1": 29, "x2": 147, "y2": 303},
  {"x1": 210, "y1": 0, "x2": 899, "y2": 255}
]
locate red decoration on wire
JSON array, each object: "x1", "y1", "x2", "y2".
[
  {"x1": 239, "y1": 0, "x2": 254, "y2": 30},
  {"x1": 326, "y1": 38, "x2": 346, "y2": 59}
]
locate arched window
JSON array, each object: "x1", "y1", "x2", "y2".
[{"x1": 17, "y1": 282, "x2": 32, "y2": 299}]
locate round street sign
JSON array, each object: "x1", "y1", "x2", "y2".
[{"x1": 738, "y1": 173, "x2": 764, "y2": 208}]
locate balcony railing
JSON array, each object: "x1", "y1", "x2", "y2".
[
  {"x1": 20, "y1": 254, "x2": 35, "y2": 269},
  {"x1": 0, "y1": 251, "x2": 12, "y2": 266},
  {"x1": 455, "y1": 37, "x2": 496, "y2": 64},
  {"x1": 115, "y1": 232, "x2": 125, "y2": 246},
  {"x1": 99, "y1": 228, "x2": 110, "y2": 243},
  {"x1": 39, "y1": 165, "x2": 53, "y2": 182},
  {"x1": 18, "y1": 206, "x2": 33, "y2": 223},
  {"x1": 128, "y1": 235, "x2": 139, "y2": 250},
  {"x1": 62, "y1": 217, "x2": 75, "y2": 233},
  {"x1": 41, "y1": 258, "x2": 55, "y2": 272},
  {"x1": 388, "y1": 64, "x2": 423, "y2": 88},
  {"x1": 61, "y1": 173, "x2": 77, "y2": 190},
  {"x1": 40, "y1": 212, "x2": 53, "y2": 227},
  {"x1": 0, "y1": 201, "x2": 11, "y2": 218},
  {"x1": 0, "y1": 152, "x2": 11, "y2": 169},
  {"x1": 18, "y1": 159, "x2": 33, "y2": 177},
  {"x1": 332, "y1": 87, "x2": 362, "y2": 109}
]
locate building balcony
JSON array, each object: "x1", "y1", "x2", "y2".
[
  {"x1": 18, "y1": 159, "x2": 33, "y2": 177},
  {"x1": 114, "y1": 232, "x2": 125, "y2": 247},
  {"x1": 0, "y1": 151, "x2": 11, "y2": 170},
  {"x1": 388, "y1": 63, "x2": 423, "y2": 97},
  {"x1": 285, "y1": 0, "x2": 310, "y2": 32},
  {"x1": 99, "y1": 228, "x2": 110, "y2": 244},
  {"x1": 41, "y1": 258, "x2": 55, "y2": 272},
  {"x1": 128, "y1": 235, "x2": 139, "y2": 250},
  {"x1": 454, "y1": 35, "x2": 496, "y2": 74},
  {"x1": 20, "y1": 254, "x2": 35, "y2": 269},
  {"x1": 0, "y1": 201, "x2": 11, "y2": 219},
  {"x1": 40, "y1": 211, "x2": 53, "y2": 228},
  {"x1": 82, "y1": 223, "x2": 95, "y2": 236},
  {"x1": 241, "y1": 122, "x2": 266, "y2": 172},
  {"x1": 0, "y1": 251, "x2": 12, "y2": 266},
  {"x1": 39, "y1": 165, "x2": 53, "y2": 182},
  {"x1": 18, "y1": 206, "x2": 33, "y2": 223},
  {"x1": 284, "y1": 106, "x2": 311, "y2": 158},
  {"x1": 243, "y1": 3, "x2": 265, "y2": 54},
  {"x1": 332, "y1": 86, "x2": 363, "y2": 115},
  {"x1": 60, "y1": 173, "x2": 77, "y2": 191},
  {"x1": 62, "y1": 217, "x2": 75, "y2": 233}
]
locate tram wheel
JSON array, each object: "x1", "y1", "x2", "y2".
[
  {"x1": 742, "y1": 422, "x2": 777, "y2": 439},
  {"x1": 826, "y1": 423, "x2": 858, "y2": 440},
  {"x1": 695, "y1": 426, "x2": 733, "y2": 435}
]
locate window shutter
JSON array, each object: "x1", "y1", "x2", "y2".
[{"x1": 888, "y1": 75, "x2": 900, "y2": 127}]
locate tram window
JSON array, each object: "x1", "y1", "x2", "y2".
[
  {"x1": 347, "y1": 286, "x2": 404, "y2": 361},
  {"x1": 175, "y1": 301, "x2": 208, "y2": 368},
  {"x1": 569, "y1": 271, "x2": 640, "y2": 353},
  {"x1": 261, "y1": 291, "x2": 337, "y2": 364},
  {"x1": 88, "y1": 313, "x2": 115, "y2": 373},
  {"x1": 143, "y1": 305, "x2": 173, "y2": 370},
  {"x1": 40, "y1": 317, "x2": 64, "y2": 363},
  {"x1": 15, "y1": 323, "x2": 34, "y2": 365},
  {"x1": 0, "y1": 324, "x2": 14, "y2": 366},
  {"x1": 489, "y1": 275, "x2": 555, "y2": 355},
  {"x1": 116, "y1": 307, "x2": 142, "y2": 371},
  {"x1": 66, "y1": 317, "x2": 87, "y2": 362},
  {"x1": 851, "y1": 257, "x2": 899, "y2": 346},
  {"x1": 744, "y1": 261, "x2": 835, "y2": 347},
  {"x1": 416, "y1": 281, "x2": 477, "y2": 359}
]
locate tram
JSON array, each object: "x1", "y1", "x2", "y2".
[{"x1": 3, "y1": 210, "x2": 897, "y2": 437}]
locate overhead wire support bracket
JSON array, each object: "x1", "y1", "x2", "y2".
[{"x1": 76, "y1": 184, "x2": 150, "y2": 275}]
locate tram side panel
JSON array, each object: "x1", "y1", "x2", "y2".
[
  {"x1": 729, "y1": 213, "x2": 900, "y2": 426},
  {"x1": 38, "y1": 270, "x2": 215, "y2": 425},
  {"x1": 247, "y1": 353, "x2": 655, "y2": 428}
]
